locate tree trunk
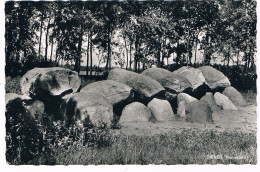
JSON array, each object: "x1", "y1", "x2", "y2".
[
  {"x1": 90, "y1": 30, "x2": 93, "y2": 76},
  {"x1": 55, "y1": 48, "x2": 58, "y2": 66},
  {"x1": 247, "y1": 52, "x2": 251, "y2": 70},
  {"x1": 236, "y1": 49, "x2": 239, "y2": 65},
  {"x1": 86, "y1": 33, "x2": 90, "y2": 76},
  {"x1": 157, "y1": 43, "x2": 161, "y2": 64},
  {"x1": 176, "y1": 41, "x2": 180, "y2": 68},
  {"x1": 124, "y1": 35, "x2": 129, "y2": 70},
  {"x1": 138, "y1": 61, "x2": 140, "y2": 73},
  {"x1": 194, "y1": 40, "x2": 198, "y2": 66},
  {"x1": 50, "y1": 16, "x2": 56, "y2": 63},
  {"x1": 45, "y1": 18, "x2": 51, "y2": 63},
  {"x1": 74, "y1": 20, "x2": 83, "y2": 73},
  {"x1": 50, "y1": 35, "x2": 54, "y2": 62},
  {"x1": 108, "y1": 27, "x2": 112, "y2": 70},
  {"x1": 227, "y1": 53, "x2": 230, "y2": 67},
  {"x1": 129, "y1": 43, "x2": 132, "y2": 70},
  {"x1": 134, "y1": 36, "x2": 140, "y2": 73},
  {"x1": 38, "y1": 9, "x2": 44, "y2": 57}
]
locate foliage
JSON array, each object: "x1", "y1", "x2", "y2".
[
  {"x1": 210, "y1": 64, "x2": 257, "y2": 92},
  {"x1": 6, "y1": 113, "x2": 257, "y2": 165},
  {"x1": 5, "y1": 76, "x2": 21, "y2": 94},
  {"x1": 6, "y1": 106, "x2": 114, "y2": 164},
  {"x1": 6, "y1": 99, "x2": 43, "y2": 164},
  {"x1": 5, "y1": 1, "x2": 256, "y2": 77}
]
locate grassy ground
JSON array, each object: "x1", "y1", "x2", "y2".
[
  {"x1": 50, "y1": 130, "x2": 256, "y2": 165},
  {"x1": 35, "y1": 90, "x2": 258, "y2": 165},
  {"x1": 241, "y1": 91, "x2": 257, "y2": 105}
]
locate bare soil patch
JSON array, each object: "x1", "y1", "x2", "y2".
[{"x1": 115, "y1": 103, "x2": 256, "y2": 136}]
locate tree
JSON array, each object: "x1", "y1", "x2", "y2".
[{"x1": 5, "y1": 1, "x2": 38, "y2": 76}]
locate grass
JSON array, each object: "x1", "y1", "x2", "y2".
[
  {"x1": 241, "y1": 91, "x2": 256, "y2": 104},
  {"x1": 49, "y1": 129, "x2": 256, "y2": 165}
]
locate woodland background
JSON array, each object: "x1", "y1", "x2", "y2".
[{"x1": 5, "y1": 0, "x2": 257, "y2": 91}]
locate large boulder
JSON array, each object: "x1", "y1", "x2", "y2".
[
  {"x1": 107, "y1": 68, "x2": 165, "y2": 103},
  {"x1": 20, "y1": 67, "x2": 81, "y2": 102},
  {"x1": 177, "y1": 93, "x2": 198, "y2": 117},
  {"x1": 147, "y1": 98, "x2": 174, "y2": 121},
  {"x1": 60, "y1": 92, "x2": 113, "y2": 128},
  {"x1": 173, "y1": 66, "x2": 207, "y2": 90},
  {"x1": 81, "y1": 80, "x2": 134, "y2": 115},
  {"x1": 222, "y1": 86, "x2": 247, "y2": 106},
  {"x1": 198, "y1": 66, "x2": 230, "y2": 90},
  {"x1": 200, "y1": 92, "x2": 220, "y2": 112},
  {"x1": 214, "y1": 92, "x2": 238, "y2": 110},
  {"x1": 119, "y1": 102, "x2": 152, "y2": 125},
  {"x1": 5, "y1": 93, "x2": 44, "y2": 118},
  {"x1": 142, "y1": 68, "x2": 192, "y2": 94},
  {"x1": 173, "y1": 66, "x2": 210, "y2": 99},
  {"x1": 185, "y1": 100, "x2": 213, "y2": 124}
]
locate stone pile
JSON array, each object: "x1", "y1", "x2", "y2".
[{"x1": 6, "y1": 66, "x2": 247, "y2": 129}]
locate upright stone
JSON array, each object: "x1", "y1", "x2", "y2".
[
  {"x1": 214, "y1": 92, "x2": 238, "y2": 110},
  {"x1": 185, "y1": 100, "x2": 213, "y2": 124},
  {"x1": 177, "y1": 93, "x2": 198, "y2": 117},
  {"x1": 200, "y1": 92, "x2": 220, "y2": 112},
  {"x1": 222, "y1": 86, "x2": 247, "y2": 106},
  {"x1": 119, "y1": 102, "x2": 152, "y2": 125},
  {"x1": 147, "y1": 98, "x2": 175, "y2": 121}
]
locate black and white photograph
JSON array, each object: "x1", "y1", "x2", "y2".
[{"x1": 1, "y1": 0, "x2": 258, "y2": 166}]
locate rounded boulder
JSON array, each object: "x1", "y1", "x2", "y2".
[
  {"x1": 214, "y1": 92, "x2": 238, "y2": 110},
  {"x1": 173, "y1": 66, "x2": 207, "y2": 90},
  {"x1": 199, "y1": 66, "x2": 230, "y2": 90},
  {"x1": 20, "y1": 67, "x2": 81, "y2": 102},
  {"x1": 142, "y1": 68, "x2": 192, "y2": 94},
  {"x1": 60, "y1": 92, "x2": 113, "y2": 128},
  {"x1": 222, "y1": 86, "x2": 247, "y2": 106},
  {"x1": 119, "y1": 102, "x2": 152, "y2": 125},
  {"x1": 147, "y1": 98, "x2": 174, "y2": 121},
  {"x1": 107, "y1": 68, "x2": 165, "y2": 103},
  {"x1": 173, "y1": 66, "x2": 210, "y2": 99}
]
